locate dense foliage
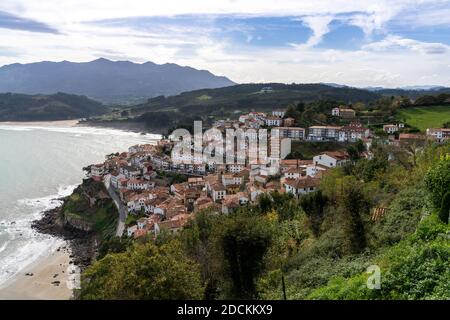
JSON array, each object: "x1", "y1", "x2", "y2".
[
  {"x1": 0, "y1": 92, "x2": 108, "y2": 121},
  {"x1": 80, "y1": 240, "x2": 204, "y2": 300},
  {"x1": 425, "y1": 157, "x2": 450, "y2": 223}
]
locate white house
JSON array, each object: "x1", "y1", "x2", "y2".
[
  {"x1": 273, "y1": 127, "x2": 305, "y2": 140},
  {"x1": 308, "y1": 126, "x2": 342, "y2": 141},
  {"x1": 150, "y1": 155, "x2": 171, "y2": 169},
  {"x1": 426, "y1": 128, "x2": 450, "y2": 143},
  {"x1": 272, "y1": 110, "x2": 285, "y2": 118},
  {"x1": 284, "y1": 176, "x2": 320, "y2": 197},
  {"x1": 127, "y1": 225, "x2": 138, "y2": 237},
  {"x1": 222, "y1": 174, "x2": 243, "y2": 187},
  {"x1": 130, "y1": 153, "x2": 148, "y2": 166},
  {"x1": 91, "y1": 164, "x2": 105, "y2": 181},
  {"x1": 110, "y1": 172, "x2": 125, "y2": 189},
  {"x1": 127, "y1": 179, "x2": 150, "y2": 191},
  {"x1": 331, "y1": 107, "x2": 356, "y2": 118},
  {"x1": 383, "y1": 124, "x2": 399, "y2": 134},
  {"x1": 239, "y1": 114, "x2": 249, "y2": 123},
  {"x1": 265, "y1": 117, "x2": 283, "y2": 127},
  {"x1": 247, "y1": 185, "x2": 265, "y2": 202},
  {"x1": 313, "y1": 151, "x2": 350, "y2": 168},
  {"x1": 137, "y1": 218, "x2": 150, "y2": 230},
  {"x1": 305, "y1": 164, "x2": 328, "y2": 177},
  {"x1": 153, "y1": 202, "x2": 168, "y2": 216},
  {"x1": 227, "y1": 163, "x2": 245, "y2": 173},
  {"x1": 283, "y1": 167, "x2": 302, "y2": 179},
  {"x1": 120, "y1": 165, "x2": 141, "y2": 179},
  {"x1": 338, "y1": 122, "x2": 370, "y2": 142},
  {"x1": 210, "y1": 183, "x2": 226, "y2": 202}
]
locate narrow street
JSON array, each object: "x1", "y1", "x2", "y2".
[{"x1": 104, "y1": 174, "x2": 127, "y2": 237}]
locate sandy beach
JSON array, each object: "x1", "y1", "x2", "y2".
[
  {"x1": 0, "y1": 120, "x2": 80, "y2": 127},
  {"x1": 0, "y1": 243, "x2": 76, "y2": 300}
]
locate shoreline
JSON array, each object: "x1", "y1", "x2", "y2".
[
  {"x1": 0, "y1": 119, "x2": 81, "y2": 127},
  {"x1": 0, "y1": 122, "x2": 158, "y2": 299},
  {"x1": 0, "y1": 242, "x2": 74, "y2": 300},
  {"x1": 0, "y1": 118, "x2": 166, "y2": 135},
  {"x1": 0, "y1": 202, "x2": 96, "y2": 300}
]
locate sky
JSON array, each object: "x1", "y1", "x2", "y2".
[{"x1": 0, "y1": 0, "x2": 449, "y2": 87}]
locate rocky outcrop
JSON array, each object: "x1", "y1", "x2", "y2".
[
  {"x1": 63, "y1": 215, "x2": 93, "y2": 232},
  {"x1": 32, "y1": 204, "x2": 96, "y2": 271}
]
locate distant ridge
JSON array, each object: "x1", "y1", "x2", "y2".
[
  {"x1": 0, "y1": 58, "x2": 236, "y2": 104},
  {"x1": 0, "y1": 92, "x2": 108, "y2": 121}
]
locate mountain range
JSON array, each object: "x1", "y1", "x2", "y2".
[{"x1": 0, "y1": 58, "x2": 235, "y2": 104}]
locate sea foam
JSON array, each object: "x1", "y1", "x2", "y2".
[{"x1": 0, "y1": 185, "x2": 77, "y2": 287}]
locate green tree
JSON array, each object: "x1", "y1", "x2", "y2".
[
  {"x1": 424, "y1": 158, "x2": 450, "y2": 222},
  {"x1": 346, "y1": 145, "x2": 360, "y2": 162},
  {"x1": 181, "y1": 211, "x2": 223, "y2": 299},
  {"x1": 439, "y1": 191, "x2": 450, "y2": 224},
  {"x1": 299, "y1": 190, "x2": 328, "y2": 237},
  {"x1": 80, "y1": 240, "x2": 204, "y2": 299},
  {"x1": 257, "y1": 193, "x2": 273, "y2": 214},
  {"x1": 220, "y1": 214, "x2": 273, "y2": 298},
  {"x1": 340, "y1": 178, "x2": 369, "y2": 254},
  {"x1": 97, "y1": 236, "x2": 133, "y2": 259},
  {"x1": 355, "y1": 140, "x2": 365, "y2": 154}
]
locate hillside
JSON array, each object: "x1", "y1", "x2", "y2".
[
  {"x1": 79, "y1": 142, "x2": 450, "y2": 300},
  {"x1": 95, "y1": 83, "x2": 381, "y2": 131},
  {"x1": 85, "y1": 83, "x2": 450, "y2": 133},
  {"x1": 0, "y1": 59, "x2": 235, "y2": 104},
  {"x1": 374, "y1": 87, "x2": 450, "y2": 99},
  {"x1": 134, "y1": 83, "x2": 382, "y2": 112},
  {"x1": 397, "y1": 105, "x2": 450, "y2": 131},
  {"x1": 0, "y1": 92, "x2": 108, "y2": 121}
]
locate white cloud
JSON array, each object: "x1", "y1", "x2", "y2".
[
  {"x1": 363, "y1": 35, "x2": 449, "y2": 54},
  {"x1": 297, "y1": 15, "x2": 334, "y2": 47},
  {"x1": 0, "y1": 0, "x2": 449, "y2": 87}
]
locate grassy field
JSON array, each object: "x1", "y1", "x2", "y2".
[{"x1": 397, "y1": 105, "x2": 450, "y2": 131}]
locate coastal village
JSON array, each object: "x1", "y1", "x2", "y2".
[{"x1": 86, "y1": 106, "x2": 450, "y2": 240}]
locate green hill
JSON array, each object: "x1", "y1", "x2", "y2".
[
  {"x1": 132, "y1": 83, "x2": 381, "y2": 114},
  {"x1": 397, "y1": 105, "x2": 450, "y2": 131},
  {"x1": 0, "y1": 92, "x2": 108, "y2": 121},
  {"x1": 103, "y1": 83, "x2": 382, "y2": 131}
]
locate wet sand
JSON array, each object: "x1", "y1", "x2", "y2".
[{"x1": 0, "y1": 244, "x2": 76, "y2": 300}]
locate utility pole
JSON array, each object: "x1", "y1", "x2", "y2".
[{"x1": 282, "y1": 274, "x2": 287, "y2": 300}]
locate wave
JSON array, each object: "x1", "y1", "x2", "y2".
[
  {"x1": 0, "y1": 124, "x2": 162, "y2": 140},
  {"x1": 0, "y1": 241, "x2": 9, "y2": 254},
  {"x1": 0, "y1": 185, "x2": 77, "y2": 287},
  {"x1": 0, "y1": 126, "x2": 33, "y2": 132}
]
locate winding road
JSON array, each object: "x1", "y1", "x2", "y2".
[{"x1": 104, "y1": 175, "x2": 127, "y2": 237}]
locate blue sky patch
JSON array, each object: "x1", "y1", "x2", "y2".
[
  {"x1": 316, "y1": 20, "x2": 366, "y2": 50},
  {"x1": 211, "y1": 16, "x2": 312, "y2": 47}
]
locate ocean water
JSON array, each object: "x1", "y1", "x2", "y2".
[{"x1": 0, "y1": 123, "x2": 160, "y2": 287}]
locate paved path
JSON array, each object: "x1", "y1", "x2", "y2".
[{"x1": 104, "y1": 175, "x2": 127, "y2": 237}]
